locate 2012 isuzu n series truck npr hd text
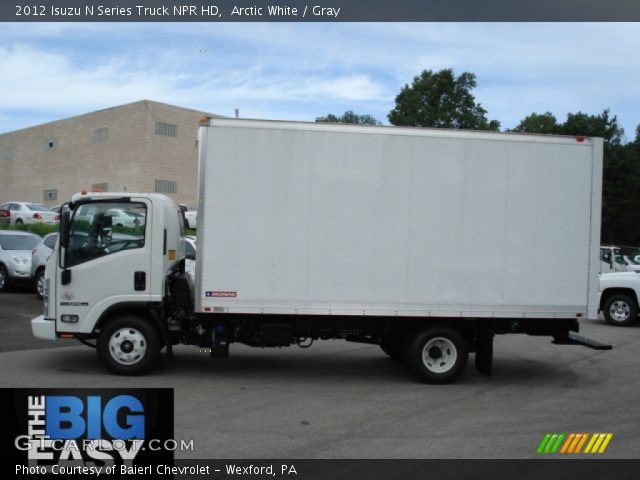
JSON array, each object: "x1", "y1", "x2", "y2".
[{"x1": 31, "y1": 119, "x2": 611, "y2": 383}]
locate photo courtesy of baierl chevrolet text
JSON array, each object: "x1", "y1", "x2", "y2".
[{"x1": 1, "y1": 1, "x2": 639, "y2": 479}]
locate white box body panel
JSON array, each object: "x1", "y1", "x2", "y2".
[{"x1": 195, "y1": 120, "x2": 602, "y2": 320}]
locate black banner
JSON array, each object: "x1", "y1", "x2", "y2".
[
  {"x1": 0, "y1": 388, "x2": 174, "y2": 468},
  {"x1": 4, "y1": 459, "x2": 640, "y2": 479},
  {"x1": 3, "y1": 0, "x2": 640, "y2": 22}
]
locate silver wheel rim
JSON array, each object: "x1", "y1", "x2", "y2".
[
  {"x1": 422, "y1": 337, "x2": 457, "y2": 373},
  {"x1": 109, "y1": 328, "x2": 147, "y2": 365},
  {"x1": 36, "y1": 273, "x2": 44, "y2": 297},
  {"x1": 609, "y1": 301, "x2": 630, "y2": 322},
  {"x1": 0, "y1": 269, "x2": 5, "y2": 289}
]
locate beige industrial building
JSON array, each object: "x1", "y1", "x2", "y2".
[{"x1": 0, "y1": 100, "x2": 220, "y2": 209}]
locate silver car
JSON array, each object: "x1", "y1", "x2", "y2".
[
  {"x1": 0, "y1": 230, "x2": 41, "y2": 291},
  {"x1": 0, "y1": 202, "x2": 59, "y2": 225},
  {"x1": 32, "y1": 232, "x2": 58, "y2": 299}
]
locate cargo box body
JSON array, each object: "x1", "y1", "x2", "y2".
[{"x1": 195, "y1": 119, "x2": 602, "y2": 320}]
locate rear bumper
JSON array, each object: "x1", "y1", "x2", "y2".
[{"x1": 31, "y1": 315, "x2": 56, "y2": 341}]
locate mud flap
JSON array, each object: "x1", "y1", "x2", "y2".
[
  {"x1": 475, "y1": 326, "x2": 494, "y2": 376},
  {"x1": 552, "y1": 331, "x2": 612, "y2": 350}
]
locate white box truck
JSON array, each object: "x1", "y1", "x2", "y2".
[{"x1": 32, "y1": 119, "x2": 611, "y2": 383}]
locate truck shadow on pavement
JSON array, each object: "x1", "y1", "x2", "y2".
[{"x1": 30, "y1": 344, "x2": 609, "y2": 388}]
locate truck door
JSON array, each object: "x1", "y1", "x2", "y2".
[{"x1": 56, "y1": 200, "x2": 151, "y2": 335}]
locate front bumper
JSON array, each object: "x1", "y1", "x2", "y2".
[
  {"x1": 31, "y1": 315, "x2": 56, "y2": 341},
  {"x1": 9, "y1": 264, "x2": 32, "y2": 280}
]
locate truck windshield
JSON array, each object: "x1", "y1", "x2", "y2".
[{"x1": 65, "y1": 202, "x2": 146, "y2": 268}]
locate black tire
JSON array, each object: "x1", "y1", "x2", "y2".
[
  {"x1": 603, "y1": 294, "x2": 638, "y2": 326},
  {"x1": 97, "y1": 315, "x2": 161, "y2": 375},
  {"x1": 0, "y1": 264, "x2": 8, "y2": 292},
  {"x1": 15, "y1": 218, "x2": 23, "y2": 225},
  {"x1": 402, "y1": 326, "x2": 469, "y2": 384},
  {"x1": 35, "y1": 269, "x2": 45, "y2": 300},
  {"x1": 380, "y1": 342, "x2": 402, "y2": 361}
]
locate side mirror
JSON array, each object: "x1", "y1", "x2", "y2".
[{"x1": 59, "y1": 210, "x2": 70, "y2": 248}]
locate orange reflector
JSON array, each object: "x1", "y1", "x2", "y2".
[
  {"x1": 198, "y1": 115, "x2": 208, "y2": 124},
  {"x1": 60, "y1": 333, "x2": 75, "y2": 339},
  {"x1": 168, "y1": 249, "x2": 176, "y2": 261},
  {"x1": 576, "y1": 136, "x2": 585, "y2": 142}
]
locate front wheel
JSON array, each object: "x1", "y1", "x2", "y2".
[
  {"x1": 97, "y1": 315, "x2": 161, "y2": 374},
  {"x1": 603, "y1": 294, "x2": 638, "y2": 326},
  {"x1": 403, "y1": 326, "x2": 469, "y2": 384},
  {"x1": 35, "y1": 269, "x2": 45, "y2": 300},
  {"x1": 0, "y1": 265, "x2": 8, "y2": 291}
]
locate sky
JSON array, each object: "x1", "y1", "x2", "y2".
[{"x1": 1, "y1": 22, "x2": 639, "y2": 140}]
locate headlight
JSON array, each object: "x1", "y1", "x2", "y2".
[{"x1": 12, "y1": 256, "x2": 28, "y2": 265}]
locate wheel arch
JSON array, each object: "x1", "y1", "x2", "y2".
[
  {"x1": 599, "y1": 288, "x2": 638, "y2": 311},
  {"x1": 93, "y1": 302, "x2": 165, "y2": 343}
]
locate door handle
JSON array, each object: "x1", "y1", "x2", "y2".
[{"x1": 134, "y1": 271, "x2": 146, "y2": 291}]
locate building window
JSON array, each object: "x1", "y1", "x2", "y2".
[
  {"x1": 93, "y1": 127, "x2": 109, "y2": 143},
  {"x1": 91, "y1": 182, "x2": 108, "y2": 192},
  {"x1": 43, "y1": 189, "x2": 58, "y2": 201},
  {"x1": 45, "y1": 139, "x2": 56, "y2": 151},
  {"x1": 155, "y1": 179, "x2": 177, "y2": 194},
  {"x1": 155, "y1": 122, "x2": 178, "y2": 138},
  {"x1": 3, "y1": 145, "x2": 16, "y2": 160}
]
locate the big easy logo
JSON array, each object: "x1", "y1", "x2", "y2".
[{"x1": 2, "y1": 389, "x2": 174, "y2": 468}]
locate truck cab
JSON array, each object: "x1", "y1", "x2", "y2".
[
  {"x1": 600, "y1": 246, "x2": 631, "y2": 273},
  {"x1": 32, "y1": 192, "x2": 186, "y2": 371}
]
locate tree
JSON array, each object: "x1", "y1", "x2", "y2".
[
  {"x1": 511, "y1": 112, "x2": 560, "y2": 134},
  {"x1": 318, "y1": 110, "x2": 381, "y2": 125},
  {"x1": 388, "y1": 68, "x2": 500, "y2": 131},
  {"x1": 560, "y1": 109, "x2": 624, "y2": 149}
]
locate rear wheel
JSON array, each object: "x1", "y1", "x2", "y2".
[
  {"x1": 403, "y1": 326, "x2": 469, "y2": 384},
  {"x1": 603, "y1": 294, "x2": 637, "y2": 326},
  {"x1": 15, "y1": 218, "x2": 23, "y2": 225},
  {"x1": 97, "y1": 315, "x2": 160, "y2": 374}
]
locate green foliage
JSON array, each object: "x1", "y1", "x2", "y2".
[
  {"x1": 320, "y1": 111, "x2": 381, "y2": 125},
  {"x1": 560, "y1": 109, "x2": 624, "y2": 149},
  {"x1": 0, "y1": 223, "x2": 58, "y2": 237},
  {"x1": 512, "y1": 112, "x2": 561, "y2": 135},
  {"x1": 388, "y1": 68, "x2": 500, "y2": 131}
]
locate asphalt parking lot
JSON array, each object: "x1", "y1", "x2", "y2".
[{"x1": 1, "y1": 289, "x2": 639, "y2": 459}]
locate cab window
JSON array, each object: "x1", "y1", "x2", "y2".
[{"x1": 65, "y1": 202, "x2": 146, "y2": 267}]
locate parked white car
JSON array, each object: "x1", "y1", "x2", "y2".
[
  {"x1": 184, "y1": 235, "x2": 196, "y2": 279},
  {"x1": 0, "y1": 230, "x2": 41, "y2": 291},
  {"x1": 599, "y1": 272, "x2": 640, "y2": 326},
  {"x1": 32, "y1": 232, "x2": 58, "y2": 299},
  {"x1": 184, "y1": 210, "x2": 197, "y2": 229},
  {"x1": 0, "y1": 202, "x2": 59, "y2": 225},
  {"x1": 106, "y1": 208, "x2": 144, "y2": 228}
]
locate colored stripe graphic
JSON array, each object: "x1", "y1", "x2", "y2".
[
  {"x1": 585, "y1": 433, "x2": 614, "y2": 454},
  {"x1": 537, "y1": 433, "x2": 565, "y2": 454},
  {"x1": 540, "y1": 433, "x2": 613, "y2": 454}
]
